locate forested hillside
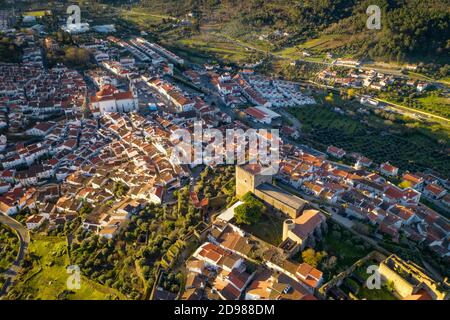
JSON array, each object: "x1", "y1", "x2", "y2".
[{"x1": 136, "y1": 0, "x2": 450, "y2": 62}]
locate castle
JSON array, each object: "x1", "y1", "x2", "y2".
[
  {"x1": 379, "y1": 254, "x2": 449, "y2": 300},
  {"x1": 236, "y1": 164, "x2": 326, "y2": 250},
  {"x1": 236, "y1": 164, "x2": 306, "y2": 219}
]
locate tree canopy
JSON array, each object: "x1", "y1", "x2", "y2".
[{"x1": 234, "y1": 192, "x2": 266, "y2": 225}]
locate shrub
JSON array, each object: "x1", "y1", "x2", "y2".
[
  {"x1": 301, "y1": 248, "x2": 327, "y2": 268},
  {"x1": 332, "y1": 231, "x2": 341, "y2": 239},
  {"x1": 234, "y1": 203, "x2": 261, "y2": 225}
]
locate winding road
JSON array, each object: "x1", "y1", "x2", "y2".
[{"x1": 0, "y1": 214, "x2": 30, "y2": 297}]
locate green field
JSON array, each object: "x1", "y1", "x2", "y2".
[
  {"x1": 169, "y1": 34, "x2": 257, "y2": 64},
  {"x1": 356, "y1": 286, "x2": 397, "y2": 300},
  {"x1": 276, "y1": 35, "x2": 346, "y2": 58},
  {"x1": 417, "y1": 93, "x2": 450, "y2": 119},
  {"x1": 119, "y1": 8, "x2": 170, "y2": 27},
  {"x1": 7, "y1": 236, "x2": 123, "y2": 300},
  {"x1": 352, "y1": 263, "x2": 398, "y2": 300}
]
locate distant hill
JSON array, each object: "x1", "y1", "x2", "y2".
[{"x1": 135, "y1": 0, "x2": 450, "y2": 63}]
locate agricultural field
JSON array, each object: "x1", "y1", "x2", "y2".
[
  {"x1": 287, "y1": 99, "x2": 450, "y2": 177},
  {"x1": 417, "y1": 93, "x2": 450, "y2": 119},
  {"x1": 6, "y1": 235, "x2": 123, "y2": 300},
  {"x1": 24, "y1": 10, "x2": 50, "y2": 17},
  {"x1": 379, "y1": 89, "x2": 450, "y2": 120},
  {"x1": 118, "y1": 7, "x2": 171, "y2": 27},
  {"x1": 275, "y1": 35, "x2": 346, "y2": 59},
  {"x1": 167, "y1": 33, "x2": 259, "y2": 65},
  {"x1": 0, "y1": 225, "x2": 19, "y2": 272}
]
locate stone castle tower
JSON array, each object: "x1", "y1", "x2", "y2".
[
  {"x1": 282, "y1": 219, "x2": 295, "y2": 241},
  {"x1": 235, "y1": 164, "x2": 272, "y2": 198}
]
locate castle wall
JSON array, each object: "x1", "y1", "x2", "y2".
[
  {"x1": 254, "y1": 188, "x2": 299, "y2": 219},
  {"x1": 379, "y1": 262, "x2": 415, "y2": 298}
]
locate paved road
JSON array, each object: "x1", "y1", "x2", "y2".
[
  {"x1": 278, "y1": 109, "x2": 302, "y2": 131},
  {"x1": 0, "y1": 214, "x2": 30, "y2": 297}
]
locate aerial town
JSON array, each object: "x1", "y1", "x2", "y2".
[{"x1": 0, "y1": 0, "x2": 448, "y2": 305}]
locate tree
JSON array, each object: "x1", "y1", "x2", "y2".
[
  {"x1": 347, "y1": 88, "x2": 356, "y2": 99},
  {"x1": 234, "y1": 192, "x2": 265, "y2": 225},
  {"x1": 113, "y1": 181, "x2": 129, "y2": 198},
  {"x1": 398, "y1": 180, "x2": 412, "y2": 189},
  {"x1": 322, "y1": 256, "x2": 337, "y2": 270},
  {"x1": 234, "y1": 203, "x2": 261, "y2": 225},
  {"x1": 241, "y1": 192, "x2": 255, "y2": 203},
  {"x1": 386, "y1": 280, "x2": 395, "y2": 292},
  {"x1": 301, "y1": 248, "x2": 327, "y2": 268},
  {"x1": 325, "y1": 93, "x2": 334, "y2": 103},
  {"x1": 78, "y1": 202, "x2": 92, "y2": 218},
  {"x1": 352, "y1": 222, "x2": 371, "y2": 236}
]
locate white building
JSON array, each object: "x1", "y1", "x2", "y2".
[
  {"x1": 244, "y1": 106, "x2": 281, "y2": 125},
  {"x1": 90, "y1": 84, "x2": 138, "y2": 116}
]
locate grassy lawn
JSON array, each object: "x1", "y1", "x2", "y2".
[
  {"x1": 171, "y1": 34, "x2": 256, "y2": 64},
  {"x1": 356, "y1": 285, "x2": 397, "y2": 300},
  {"x1": 119, "y1": 7, "x2": 170, "y2": 27},
  {"x1": 239, "y1": 211, "x2": 284, "y2": 246},
  {"x1": 417, "y1": 93, "x2": 450, "y2": 119},
  {"x1": 8, "y1": 235, "x2": 123, "y2": 300}
]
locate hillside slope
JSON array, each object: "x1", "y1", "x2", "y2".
[{"x1": 136, "y1": 0, "x2": 450, "y2": 63}]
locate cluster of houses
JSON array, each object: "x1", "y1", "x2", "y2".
[
  {"x1": 107, "y1": 36, "x2": 182, "y2": 72},
  {"x1": 1, "y1": 25, "x2": 448, "y2": 301},
  {"x1": 131, "y1": 37, "x2": 184, "y2": 66},
  {"x1": 211, "y1": 71, "x2": 315, "y2": 109},
  {"x1": 1, "y1": 32, "x2": 272, "y2": 239},
  {"x1": 143, "y1": 77, "x2": 195, "y2": 113},
  {"x1": 0, "y1": 32, "x2": 212, "y2": 240},
  {"x1": 318, "y1": 68, "x2": 430, "y2": 93},
  {"x1": 183, "y1": 220, "x2": 322, "y2": 300},
  {"x1": 180, "y1": 162, "x2": 330, "y2": 300},
  {"x1": 2, "y1": 111, "x2": 192, "y2": 238},
  {"x1": 0, "y1": 35, "x2": 86, "y2": 132},
  {"x1": 0, "y1": 118, "x2": 101, "y2": 217},
  {"x1": 276, "y1": 144, "x2": 449, "y2": 258}
]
